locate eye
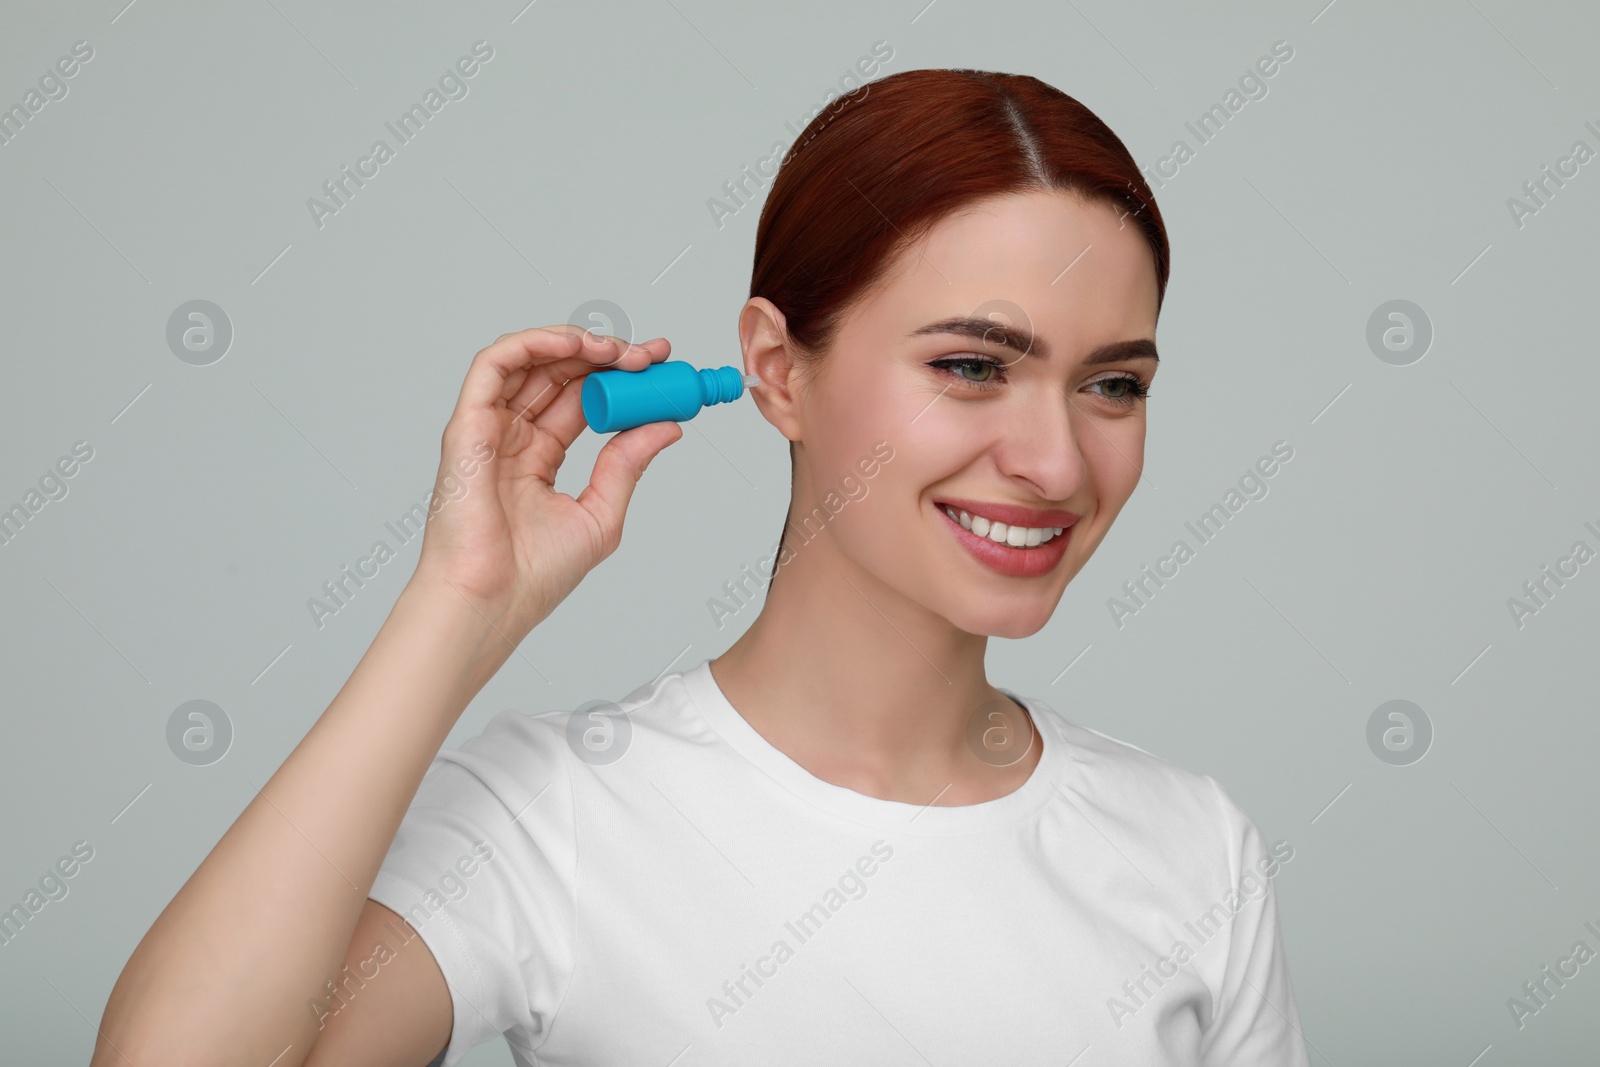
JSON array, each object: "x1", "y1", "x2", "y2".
[
  {"x1": 927, "y1": 357, "x2": 1153, "y2": 406},
  {"x1": 1085, "y1": 373, "x2": 1151, "y2": 407},
  {"x1": 927, "y1": 355, "x2": 1008, "y2": 390}
]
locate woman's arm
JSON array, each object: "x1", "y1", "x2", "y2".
[
  {"x1": 92, "y1": 574, "x2": 511, "y2": 1067},
  {"x1": 92, "y1": 327, "x2": 683, "y2": 1067}
]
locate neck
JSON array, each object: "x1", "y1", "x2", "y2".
[{"x1": 710, "y1": 526, "x2": 1039, "y2": 807}]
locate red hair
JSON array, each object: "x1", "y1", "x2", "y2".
[{"x1": 752, "y1": 67, "x2": 1170, "y2": 575}]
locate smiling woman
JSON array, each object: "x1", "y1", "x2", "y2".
[
  {"x1": 747, "y1": 78, "x2": 1165, "y2": 603},
  {"x1": 94, "y1": 68, "x2": 1309, "y2": 1067}
]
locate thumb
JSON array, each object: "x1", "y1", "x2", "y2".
[{"x1": 575, "y1": 420, "x2": 684, "y2": 541}]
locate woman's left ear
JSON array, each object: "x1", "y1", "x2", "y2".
[{"x1": 739, "y1": 297, "x2": 805, "y2": 443}]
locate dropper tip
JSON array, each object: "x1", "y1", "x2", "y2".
[{"x1": 742, "y1": 372, "x2": 763, "y2": 389}]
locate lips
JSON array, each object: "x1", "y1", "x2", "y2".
[
  {"x1": 932, "y1": 496, "x2": 1080, "y2": 531},
  {"x1": 934, "y1": 499, "x2": 1074, "y2": 578}
]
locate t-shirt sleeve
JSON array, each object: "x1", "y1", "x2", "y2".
[
  {"x1": 1197, "y1": 775, "x2": 1312, "y2": 1067},
  {"x1": 367, "y1": 710, "x2": 579, "y2": 1067}
]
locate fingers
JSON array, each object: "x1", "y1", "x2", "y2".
[
  {"x1": 454, "y1": 327, "x2": 664, "y2": 420},
  {"x1": 524, "y1": 373, "x2": 590, "y2": 455},
  {"x1": 503, "y1": 367, "x2": 565, "y2": 424},
  {"x1": 457, "y1": 327, "x2": 578, "y2": 414},
  {"x1": 504, "y1": 336, "x2": 671, "y2": 429},
  {"x1": 517, "y1": 335, "x2": 676, "y2": 466},
  {"x1": 575, "y1": 419, "x2": 684, "y2": 542}
]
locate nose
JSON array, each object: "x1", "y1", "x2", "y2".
[{"x1": 990, "y1": 386, "x2": 1092, "y2": 502}]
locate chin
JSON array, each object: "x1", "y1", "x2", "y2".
[{"x1": 948, "y1": 600, "x2": 1056, "y2": 640}]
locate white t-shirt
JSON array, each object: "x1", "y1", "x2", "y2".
[{"x1": 367, "y1": 658, "x2": 1310, "y2": 1066}]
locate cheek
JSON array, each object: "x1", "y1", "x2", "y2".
[
  {"x1": 809, "y1": 365, "x2": 915, "y2": 474},
  {"x1": 1081, "y1": 417, "x2": 1145, "y2": 508},
  {"x1": 802, "y1": 374, "x2": 930, "y2": 543}
]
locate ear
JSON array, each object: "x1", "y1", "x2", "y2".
[{"x1": 739, "y1": 297, "x2": 806, "y2": 444}]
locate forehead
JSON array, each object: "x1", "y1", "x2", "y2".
[{"x1": 847, "y1": 188, "x2": 1159, "y2": 350}]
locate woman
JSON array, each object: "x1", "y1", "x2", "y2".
[{"x1": 96, "y1": 68, "x2": 1310, "y2": 1066}]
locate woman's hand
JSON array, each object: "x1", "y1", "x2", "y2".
[
  {"x1": 409, "y1": 325, "x2": 683, "y2": 638},
  {"x1": 92, "y1": 324, "x2": 683, "y2": 1067}
]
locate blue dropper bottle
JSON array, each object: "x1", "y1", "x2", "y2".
[{"x1": 581, "y1": 360, "x2": 762, "y2": 433}]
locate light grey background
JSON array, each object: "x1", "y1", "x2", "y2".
[{"x1": 2, "y1": 0, "x2": 1596, "y2": 1063}]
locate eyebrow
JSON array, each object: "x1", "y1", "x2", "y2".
[{"x1": 910, "y1": 316, "x2": 1158, "y2": 366}]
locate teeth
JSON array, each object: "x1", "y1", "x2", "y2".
[{"x1": 941, "y1": 505, "x2": 1065, "y2": 547}]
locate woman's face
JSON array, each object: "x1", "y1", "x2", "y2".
[{"x1": 758, "y1": 188, "x2": 1161, "y2": 639}]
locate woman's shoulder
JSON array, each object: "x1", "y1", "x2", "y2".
[
  {"x1": 1022, "y1": 696, "x2": 1266, "y2": 853},
  {"x1": 426, "y1": 669, "x2": 695, "y2": 788}
]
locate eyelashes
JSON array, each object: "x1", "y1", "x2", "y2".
[
  {"x1": 925, "y1": 355, "x2": 1151, "y2": 406},
  {"x1": 927, "y1": 355, "x2": 1010, "y2": 390},
  {"x1": 1090, "y1": 374, "x2": 1152, "y2": 405}
]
